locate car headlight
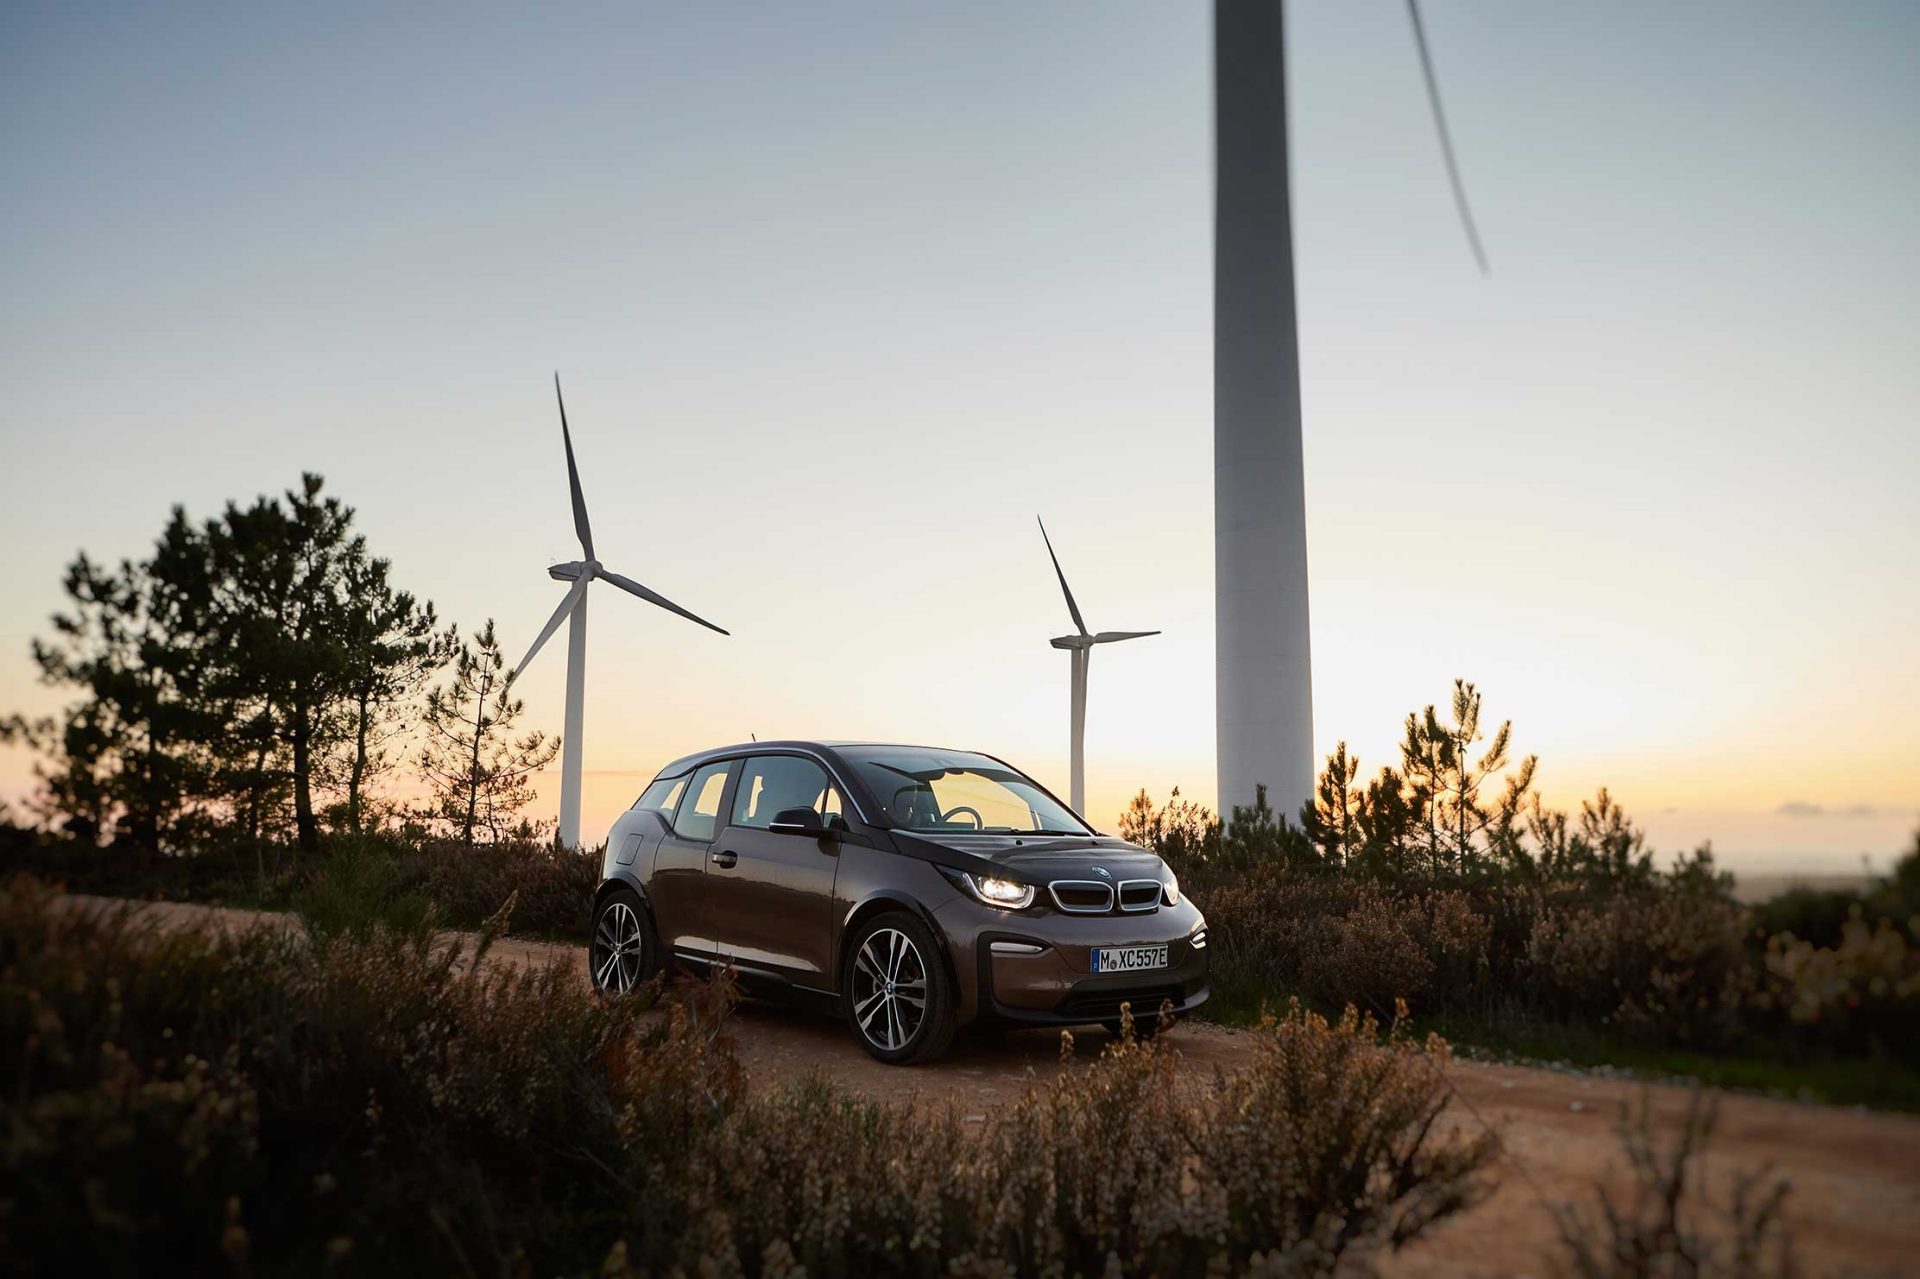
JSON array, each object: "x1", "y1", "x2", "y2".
[
  {"x1": 1162, "y1": 869, "x2": 1182, "y2": 907},
  {"x1": 966, "y1": 873, "x2": 1036, "y2": 910}
]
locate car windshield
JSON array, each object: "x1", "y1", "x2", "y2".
[{"x1": 842, "y1": 746, "x2": 1089, "y2": 835}]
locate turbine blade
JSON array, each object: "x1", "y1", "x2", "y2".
[
  {"x1": 555, "y1": 373, "x2": 595, "y2": 559},
  {"x1": 1092, "y1": 630, "x2": 1160, "y2": 644},
  {"x1": 598, "y1": 568, "x2": 730, "y2": 636},
  {"x1": 510, "y1": 574, "x2": 591, "y2": 682},
  {"x1": 1407, "y1": 0, "x2": 1488, "y2": 275},
  {"x1": 1036, "y1": 516, "x2": 1088, "y2": 636}
]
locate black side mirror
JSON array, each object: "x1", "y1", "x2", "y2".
[{"x1": 769, "y1": 807, "x2": 840, "y2": 837}]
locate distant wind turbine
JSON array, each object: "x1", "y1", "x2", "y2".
[
  {"x1": 1038, "y1": 517, "x2": 1159, "y2": 817},
  {"x1": 512, "y1": 375, "x2": 729, "y2": 848}
]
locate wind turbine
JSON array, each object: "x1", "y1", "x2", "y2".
[
  {"x1": 511, "y1": 375, "x2": 729, "y2": 848},
  {"x1": 1213, "y1": 0, "x2": 1484, "y2": 823},
  {"x1": 1037, "y1": 517, "x2": 1159, "y2": 817}
]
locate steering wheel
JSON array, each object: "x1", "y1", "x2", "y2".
[{"x1": 941, "y1": 805, "x2": 984, "y2": 830}]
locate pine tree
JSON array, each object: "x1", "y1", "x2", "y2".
[
  {"x1": 1399, "y1": 708, "x2": 1447, "y2": 880},
  {"x1": 13, "y1": 475, "x2": 448, "y2": 856},
  {"x1": 1306, "y1": 742, "x2": 1364, "y2": 868},
  {"x1": 189, "y1": 474, "x2": 362, "y2": 852},
  {"x1": 11, "y1": 547, "x2": 220, "y2": 849},
  {"x1": 416, "y1": 621, "x2": 558, "y2": 845},
  {"x1": 329, "y1": 554, "x2": 456, "y2": 835},
  {"x1": 1401, "y1": 680, "x2": 1537, "y2": 880}
]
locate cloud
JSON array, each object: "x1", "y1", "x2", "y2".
[{"x1": 1776, "y1": 801, "x2": 1881, "y2": 819}]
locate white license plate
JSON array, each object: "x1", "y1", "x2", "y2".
[{"x1": 1091, "y1": 944, "x2": 1168, "y2": 974}]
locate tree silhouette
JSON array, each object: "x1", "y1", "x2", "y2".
[
  {"x1": 416, "y1": 621, "x2": 558, "y2": 846},
  {"x1": 12, "y1": 474, "x2": 445, "y2": 854},
  {"x1": 329, "y1": 554, "x2": 456, "y2": 835}
]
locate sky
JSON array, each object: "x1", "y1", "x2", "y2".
[{"x1": 2, "y1": 2, "x2": 1915, "y2": 872}]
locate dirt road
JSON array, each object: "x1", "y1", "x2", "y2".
[{"x1": 66, "y1": 895, "x2": 1920, "y2": 1278}]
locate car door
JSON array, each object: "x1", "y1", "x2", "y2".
[
  {"x1": 648, "y1": 759, "x2": 736, "y2": 967},
  {"x1": 705, "y1": 753, "x2": 843, "y2": 990}
]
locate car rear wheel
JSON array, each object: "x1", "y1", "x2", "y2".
[
  {"x1": 843, "y1": 911, "x2": 956, "y2": 1064},
  {"x1": 589, "y1": 888, "x2": 658, "y2": 996}
]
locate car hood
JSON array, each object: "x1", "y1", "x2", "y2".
[{"x1": 888, "y1": 831, "x2": 1164, "y2": 883}]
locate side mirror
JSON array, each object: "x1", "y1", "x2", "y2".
[{"x1": 769, "y1": 807, "x2": 841, "y2": 837}]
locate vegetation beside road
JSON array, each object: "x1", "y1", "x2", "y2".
[
  {"x1": 1126, "y1": 683, "x2": 1920, "y2": 1109},
  {"x1": 0, "y1": 875, "x2": 1495, "y2": 1277}
]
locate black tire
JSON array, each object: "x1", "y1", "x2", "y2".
[
  {"x1": 842, "y1": 910, "x2": 957, "y2": 1065},
  {"x1": 588, "y1": 888, "x2": 659, "y2": 996}
]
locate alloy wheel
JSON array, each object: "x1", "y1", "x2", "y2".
[
  {"x1": 592, "y1": 900, "x2": 646, "y2": 995},
  {"x1": 851, "y1": 927, "x2": 927, "y2": 1051}
]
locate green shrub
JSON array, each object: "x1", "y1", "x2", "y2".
[
  {"x1": 400, "y1": 833, "x2": 598, "y2": 937},
  {"x1": 290, "y1": 839, "x2": 436, "y2": 942}
]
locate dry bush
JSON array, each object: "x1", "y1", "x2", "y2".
[
  {"x1": 1423, "y1": 889, "x2": 1497, "y2": 991},
  {"x1": 392, "y1": 834, "x2": 599, "y2": 936},
  {"x1": 1198, "y1": 871, "x2": 1504, "y2": 1020},
  {"x1": 1764, "y1": 915, "x2": 1920, "y2": 1053},
  {"x1": 615, "y1": 1003, "x2": 1494, "y2": 1278},
  {"x1": 0, "y1": 874, "x2": 717, "y2": 1275},
  {"x1": 2, "y1": 875, "x2": 1494, "y2": 1278},
  {"x1": 1552, "y1": 1091, "x2": 1799, "y2": 1278},
  {"x1": 1529, "y1": 891, "x2": 1757, "y2": 1047},
  {"x1": 1297, "y1": 889, "x2": 1436, "y2": 1018}
]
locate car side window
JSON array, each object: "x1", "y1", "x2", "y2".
[
  {"x1": 731, "y1": 755, "x2": 834, "y2": 830},
  {"x1": 634, "y1": 774, "x2": 687, "y2": 820},
  {"x1": 672, "y1": 762, "x2": 732, "y2": 843}
]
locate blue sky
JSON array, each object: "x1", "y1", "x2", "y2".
[{"x1": 3, "y1": 2, "x2": 1916, "y2": 867}]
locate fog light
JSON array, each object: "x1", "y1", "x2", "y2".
[{"x1": 1189, "y1": 927, "x2": 1208, "y2": 950}]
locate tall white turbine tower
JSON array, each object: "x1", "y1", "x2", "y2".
[
  {"x1": 1215, "y1": 0, "x2": 1313, "y2": 824},
  {"x1": 1213, "y1": 0, "x2": 1484, "y2": 823},
  {"x1": 512, "y1": 376, "x2": 729, "y2": 848},
  {"x1": 1038, "y1": 517, "x2": 1159, "y2": 816}
]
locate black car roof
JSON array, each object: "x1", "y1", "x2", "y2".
[{"x1": 651, "y1": 740, "x2": 983, "y2": 779}]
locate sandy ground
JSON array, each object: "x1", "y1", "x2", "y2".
[{"x1": 60, "y1": 894, "x2": 1920, "y2": 1278}]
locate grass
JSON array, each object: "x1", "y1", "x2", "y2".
[{"x1": 1198, "y1": 977, "x2": 1920, "y2": 1112}]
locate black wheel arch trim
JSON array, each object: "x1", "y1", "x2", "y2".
[
  {"x1": 593, "y1": 873, "x2": 655, "y2": 928},
  {"x1": 836, "y1": 891, "x2": 957, "y2": 1004}
]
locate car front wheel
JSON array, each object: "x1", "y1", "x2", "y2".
[{"x1": 843, "y1": 911, "x2": 956, "y2": 1064}]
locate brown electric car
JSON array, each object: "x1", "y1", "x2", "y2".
[{"x1": 588, "y1": 741, "x2": 1209, "y2": 1063}]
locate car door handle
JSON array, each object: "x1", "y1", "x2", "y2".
[{"x1": 711, "y1": 849, "x2": 737, "y2": 869}]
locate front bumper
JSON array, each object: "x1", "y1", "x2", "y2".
[{"x1": 934, "y1": 894, "x2": 1210, "y2": 1027}]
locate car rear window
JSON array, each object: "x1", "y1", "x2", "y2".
[{"x1": 633, "y1": 774, "x2": 688, "y2": 820}]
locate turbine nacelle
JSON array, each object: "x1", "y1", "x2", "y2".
[
  {"x1": 547, "y1": 559, "x2": 599, "y2": 583},
  {"x1": 1049, "y1": 631, "x2": 1157, "y2": 651}
]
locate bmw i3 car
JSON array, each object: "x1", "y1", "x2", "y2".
[{"x1": 587, "y1": 741, "x2": 1210, "y2": 1063}]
